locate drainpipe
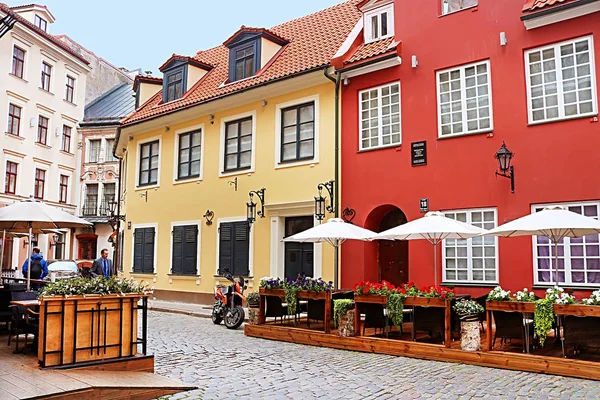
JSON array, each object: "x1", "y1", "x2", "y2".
[
  {"x1": 114, "y1": 127, "x2": 123, "y2": 275},
  {"x1": 323, "y1": 67, "x2": 341, "y2": 289}
]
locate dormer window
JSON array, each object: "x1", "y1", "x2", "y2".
[
  {"x1": 165, "y1": 69, "x2": 184, "y2": 102},
  {"x1": 224, "y1": 26, "x2": 288, "y2": 83},
  {"x1": 235, "y1": 46, "x2": 256, "y2": 81},
  {"x1": 364, "y1": 4, "x2": 394, "y2": 43},
  {"x1": 159, "y1": 55, "x2": 213, "y2": 104},
  {"x1": 34, "y1": 15, "x2": 47, "y2": 32}
]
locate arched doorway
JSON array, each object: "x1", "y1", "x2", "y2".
[{"x1": 378, "y1": 209, "x2": 408, "y2": 286}]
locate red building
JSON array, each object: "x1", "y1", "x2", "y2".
[{"x1": 334, "y1": 0, "x2": 600, "y2": 297}]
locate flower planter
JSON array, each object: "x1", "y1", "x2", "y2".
[
  {"x1": 486, "y1": 300, "x2": 536, "y2": 313},
  {"x1": 460, "y1": 321, "x2": 481, "y2": 351},
  {"x1": 553, "y1": 303, "x2": 600, "y2": 317},
  {"x1": 404, "y1": 297, "x2": 449, "y2": 307},
  {"x1": 38, "y1": 293, "x2": 149, "y2": 367},
  {"x1": 353, "y1": 294, "x2": 387, "y2": 304}
]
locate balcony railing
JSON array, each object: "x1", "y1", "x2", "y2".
[{"x1": 82, "y1": 201, "x2": 98, "y2": 217}]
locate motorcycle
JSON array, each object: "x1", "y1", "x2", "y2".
[{"x1": 212, "y1": 274, "x2": 246, "y2": 329}]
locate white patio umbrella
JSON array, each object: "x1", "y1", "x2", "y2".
[
  {"x1": 374, "y1": 211, "x2": 487, "y2": 286},
  {"x1": 0, "y1": 199, "x2": 91, "y2": 290},
  {"x1": 282, "y1": 218, "x2": 376, "y2": 288},
  {"x1": 484, "y1": 206, "x2": 600, "y2": 286}
]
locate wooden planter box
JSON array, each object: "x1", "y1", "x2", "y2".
[
  {"x1": 487, "y1": 300, "x2": 536, "y2": 313},
  {"x1": 554, "y1": 303, "x2": 600, "y2": 317},
  {"x1": 38, "y1": 294, "x2": 148, "y2": 367},
  {"x1": 354, "y1": 294, "x2": 386, "y2": 305},
  {"x1": 405, "y1": 297, "x2": 449, "y2": 307}
]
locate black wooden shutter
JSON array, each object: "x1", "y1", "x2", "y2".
[
  {"x1": 142, "y1": 227, "x2": 155, "y2": 273},
  {"x1": 219, "y1": 223, "x2": 233, "y2": 275},
  {"x1": 183, "y1": 225, "x2": 198, "y2": 275},
  {"x1": 133, "y1": 229, "x2": 144, "y2": 273},
  {"x1": 171, "y1": 226, "x2": 184, "y2": 275},
  {"x1": 233, "y1": 221, "x2": 250, "y2": 276}
]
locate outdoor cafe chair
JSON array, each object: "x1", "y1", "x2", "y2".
[
  {"x1": 265, "y1": 295, "x2": 291, "y2": 325},
  {"x1": 8, "y1": 291, "x2": 38, "y2": 353},
  {"x1": 491, "y1": 310, "x2": 534, "y2": 353},
  {"x1": 563, "y1": 315, "x2": 600, "y2": 357},
  {"x1": 362, "y1": 303, "x2": 388, "y2": 337}
]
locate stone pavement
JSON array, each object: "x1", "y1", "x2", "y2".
[
  {"x1": 149, "y1": 310, "x2": 600, "y2": 400},
  {"x1": 148, "y1": 299, "x2": 249, "y2": 320}
]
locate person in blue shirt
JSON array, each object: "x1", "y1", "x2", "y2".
[
  {"x1": 22, "y1": 247, "x2": 49, "y2": 280},
  {"x1": 90, "y1": 248, "x2": 113, "y2": 278}
]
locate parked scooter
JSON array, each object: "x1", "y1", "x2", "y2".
[{"x1": 212, "y1": 273, "x2": 246, "y2": 329}]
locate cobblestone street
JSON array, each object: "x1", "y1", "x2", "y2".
[{"x1": 149, "y1": 311, "x2": 600, "y2": 400}]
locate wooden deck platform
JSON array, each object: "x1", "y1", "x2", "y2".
[
  {"x1": 0, "y1": 335, "x2": 195, "y2": 400},
  {"x1": 245, "y1": 318, "x2": 600, "y2": 381}
]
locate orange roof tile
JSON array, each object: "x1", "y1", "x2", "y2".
[
  {"x1": 344, "y1": 37, "x2": 395, "y2": 64},
  {"x1": 522, "y1": 0, "x2": 579, "y2": 13},
  {"x1": 223, "y1": 26, "x2": 289, "y2": 47},
  {"x1": 122, "y1": 0, "x2": 362, "y2": 126},
  {"x1": 158, "y1": 54, "x2": 213, "y2": 72}
]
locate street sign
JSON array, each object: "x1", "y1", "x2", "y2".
[{"x1": 420, "y1": 198, "x2": 429, "y2": 213}]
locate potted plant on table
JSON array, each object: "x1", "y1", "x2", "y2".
[
  {"x1": 246, "y1": 292, "x2": 261, "y2": 325},
  {"x1": 453, "y1": 299, "x2": 485, "y2": 351}
]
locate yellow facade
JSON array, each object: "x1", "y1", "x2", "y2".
[{"x1": 120, "y1": 77, "x2": 336, "y2": 300}]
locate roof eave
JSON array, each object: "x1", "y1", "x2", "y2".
[{"x1": 521, "y1": 0, "x2": 596, "y2": 20}]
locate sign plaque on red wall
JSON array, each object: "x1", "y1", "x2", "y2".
[{"x1": 411, "y1": 141, "x2": 427, "y2": 166}]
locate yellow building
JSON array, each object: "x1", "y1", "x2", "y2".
[{"x1": 115, "y1": 2, "x2": 361, "y2": 303}]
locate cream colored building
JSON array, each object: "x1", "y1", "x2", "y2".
[{"x1": 0, "y1": 4, "x2": 90, "y2": 268}]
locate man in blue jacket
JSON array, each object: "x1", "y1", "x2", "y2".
[{"x1": 22, "y1": 248, "x2": 49, "y2": 281}]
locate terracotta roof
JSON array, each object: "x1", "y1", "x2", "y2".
[
  {"x1": 158, "y1": 54, "x2": 214, "y2": 72},
  {"x1": 0, "y1": 3, "x2": 89, "y2": 65},
  {"x1": 522, "y1": 0, "x2": 580, "y2": 13},
  {"x1": 9, "y1": 3, "x2": 55, "y2": 20},
  {"x1": 133, "y1": 75, "x2": 163, "y2": 92},
  {"x1": 223, "y1": 26, "x2": 289, "y2": 47},
  {"x1": 122, "y1": 0, "x2": 362, "y2": 126},
  {"x1": 344, "y1": 37, "x2": 395, "y2": 64}
]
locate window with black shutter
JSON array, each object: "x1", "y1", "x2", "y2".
[
  {"x1": 172, "y1": 225, "x2": 198, "y2": 275},
  {"x1": 133, "y1": 227, "x2": 155, "y2": 273},
  {"x1": 218, "y1": 221, "x2": 249, "y2": 276}
]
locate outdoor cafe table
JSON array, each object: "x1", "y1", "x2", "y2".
[{"x1": 10, "y1": 299, "x2": 41, "y2": 353}]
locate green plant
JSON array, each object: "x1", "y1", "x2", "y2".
[
  {"x1": 487, "y1": 286, "x2": 512, "y2": 301},
  {"x1": 285, "y1": 286, "x2": 300, "y2": 315},
  {"x1": 38, "y1": 276, "x2": 152, "y2": 298},
  {"x1": 333, "y1": 299, "x2": 354, "y2": 327},
  {"x1": 583, "y1": 290, "x2": 600, "y2": 305},
  {"x1": 453, "y1": 299, "x2": 484, "y2": 320},
  {"x1": 246, "y1": 292, "x2": 260, "y2": 305},
  {"x1": 534, "y1": 299, "x2": 554, "y2": 347},
  {"x1": 545, "y1": 286, "x2": 575, "y2": 304},
  {"x1": 514, "y1": 288, "x2": 536, "y2": 302},
  {"x1": 386, "y1": 293, "x2": 404, "y2": 330}
]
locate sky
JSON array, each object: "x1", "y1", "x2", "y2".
[{"x1": 7, "y1": 0, "x2": 343, "y2": 74}]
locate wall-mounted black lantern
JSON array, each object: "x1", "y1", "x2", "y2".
[
  {"x1": 494, "y1": 141, "x2": 515, "y2": 193},
  {"x1": 107, "y1": 199, "x2": 126, "y2": 232},
  {"x1": 247, "y1": 188, "x2": 266, "y2": 226},
  {"x1": 203, "y1": 210, "x2": 214, "y2": 226},
  {"x1": 314, "y1": 180, "x2": 334, "y2": 221}
]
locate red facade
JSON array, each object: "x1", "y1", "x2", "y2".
[{"x1": 339, "y1": 0, "x2": 600, "y2": 297}]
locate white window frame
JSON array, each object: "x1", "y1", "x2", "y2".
[
  {"x1": 274, "y1": 95, "x2": 320, "y2": 169},
  {"x1": 130, "y1": 222, "x2": 158, "y2": 275},
  {"x1": 358, "y1": 81, "x2": 402, "y2": 151},
  {"x1": 87, "y1": 138, "x2": 102, "y2": 163},
  {"x1": 215, "y1": 216, "x2": 254, "y2": 277},
  {"x1": 441, "y1": 0, "x2": 478, "y2": 16},
  {"x1": 218, "y1": 111, "x2": 256, "y2": 178},
  {"x1": 173, "y1": 124, "x2": 205, "y2": 184},
  {"x1": 436, "y1": 60, "x2": 494, "y2": 138},
  {"x1": 364, "y1": 4, "x2": 394, "y2": 44},
  {"x1": 169, "y1": 220, "x2": 202, "y2": 275},
  {"x1": 442, "y1": 207, "x2": 499, "y2": 285},
  {"x1": 34, "y1": 14, "x2": 47, "y2": 32},
  {"x1": 104, "y1": 137, "x2": 117, "y2": 163},
  {"x1": 532, "y1": 200, "x2": 600, "y2": 287},
  {"x1": 135, "y1": 135, "x2": 162, "y2": 190},
  {"x1": 524, "y1": 35, "x2": 598, "y2": 125}
]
